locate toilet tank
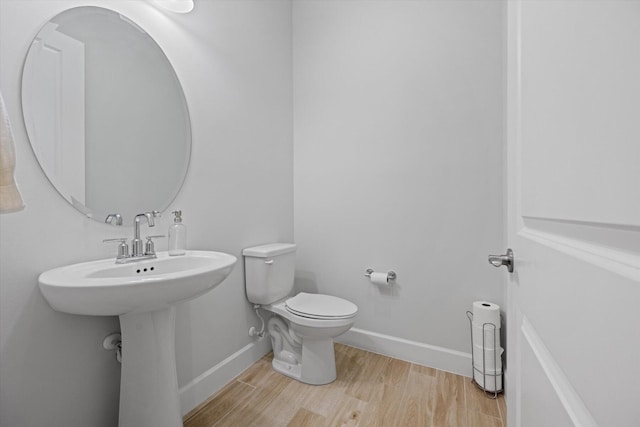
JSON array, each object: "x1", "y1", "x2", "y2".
[{"x1": 243, "y1": 243, "x2": 296, "y2": 305}]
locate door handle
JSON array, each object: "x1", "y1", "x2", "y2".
[{"x1": 488, "y1": 248, "x2": 514, "y2": 273}]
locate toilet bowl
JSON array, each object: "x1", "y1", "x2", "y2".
[
  {"x1": 263, "y1": 293, "x2": 357, "y2": 384},
  {"x1": 243, "y1": 243, "x2": 358, "y2": 385}
]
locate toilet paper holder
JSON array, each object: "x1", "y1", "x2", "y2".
[
  {"x1": 466, "y1": 310, "x2": 504, "y2": 398},
  {"x1": 364, "y1": 269, "x2": 397, "y2": 281}
]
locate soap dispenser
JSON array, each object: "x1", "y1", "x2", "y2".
[{"x1": 168, "y1": 210, "x2": 186, "y2": 256}]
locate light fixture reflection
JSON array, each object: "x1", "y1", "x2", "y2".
[{"x1": 152, "y1": 0, "x2": 194, "y2": 14}]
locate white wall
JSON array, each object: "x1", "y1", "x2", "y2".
[
  {"x1": 293, "y1": 0, "x2": 504, "y2": 374},
  {"x1": 0, "y1": 1, "x2": 292, "y2": 426}
]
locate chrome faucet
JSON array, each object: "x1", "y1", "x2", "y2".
[
  {"x1": 103, "y1": 211, "x2": 163, "y2": 263},
  {"x1": 105, "y1": 213, "x2": 123, "y2": 226},
  {"x1": 132, "y1": 211, "x2": 159, "y2": 257}
]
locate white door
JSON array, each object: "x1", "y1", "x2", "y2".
[
  {"x1": 22, "y1": 22, "x2": 85, "y2": 205},
  {"x1": 505, "y1": 1, "x2": 640, "y2": 426}
]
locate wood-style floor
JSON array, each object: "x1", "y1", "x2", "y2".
[{"x1": 184, "y1": 344, "x2": 506, "y2": 427}]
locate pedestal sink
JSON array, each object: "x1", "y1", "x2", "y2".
[{"x1": 38, "y1": 250, "x2": 237, "y2": 427}]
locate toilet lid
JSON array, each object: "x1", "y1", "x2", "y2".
[{"x1": 285, "y1": 293, "x2": 358, "y2": 319}]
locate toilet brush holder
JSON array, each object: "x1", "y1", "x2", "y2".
[{"x1": 467, "y1": 310, "x2": 504, "y2": 398}]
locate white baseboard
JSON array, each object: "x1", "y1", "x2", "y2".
[
  {"x1": 336, "y1": 327, "x2": 472, "y2": 377},
  {"x1": 178, "y1": 337, "x2": 272, "y2": 416}
]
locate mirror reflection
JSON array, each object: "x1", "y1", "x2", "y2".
[{"x1": 22, "y1": 6, "x2": 191, "y2": 223}]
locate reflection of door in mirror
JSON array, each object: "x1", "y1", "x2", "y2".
[{"x1": 23, "y1": 22, "x2": 85, "y2": 205}]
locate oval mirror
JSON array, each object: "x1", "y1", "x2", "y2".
[{"x1": 22, "y1": 6, "x2": 191, "y2": 223}]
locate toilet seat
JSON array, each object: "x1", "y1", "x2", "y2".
[{"x1": 285, "y1": 293, "x2": 357, "y2": 320}]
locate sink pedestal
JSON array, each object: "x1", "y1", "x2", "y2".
[
  {"x1": 119, "y1": 307, "x2": 181, "y2": 427},
  {"x1": 37, "y1": 251, "x2": 238, "y2": 426}
]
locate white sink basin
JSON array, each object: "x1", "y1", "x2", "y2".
[
  {"x1": 38, "y1": 250, "x2": 237, "y2": 427},
  {"x1": 39, "y1": 250, "x2": 237, "y2": 316}
]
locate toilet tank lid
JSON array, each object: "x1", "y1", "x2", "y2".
[{"x1": 242, "y1": 243, "x2": 296, "y2": 258}]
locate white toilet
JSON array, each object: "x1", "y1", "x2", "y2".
[{"x1": 243, "y1": 243, "x2": 357, "y2": 385}]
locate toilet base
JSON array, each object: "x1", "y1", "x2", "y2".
[
  {"x1": 272, "y1": 337, "x2": 337, "y2": 385},
  {"x1": 263, "y1": 299, "x2": 355, "y2": 386}
]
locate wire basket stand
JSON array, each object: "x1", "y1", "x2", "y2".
[{"x1": 466, "y1": 310, "x2": 503, "y2": 399}]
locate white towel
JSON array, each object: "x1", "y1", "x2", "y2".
[{"x1": 0, "y1": 91, "x2": 25, "y2": 213}]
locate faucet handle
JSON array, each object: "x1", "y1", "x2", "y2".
[
  {"x1": 144, "y1": 234, "x2": 164, "y2": 255},
  {"x1": 103, "y1": 237, "x2": 127, "y2": 243},
  {"x1": 103, "y1": 238, "x2": 130, "y2": 259},
  {"x1": 144, "y1": 235, "x2": 165, "y2": 256}
]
